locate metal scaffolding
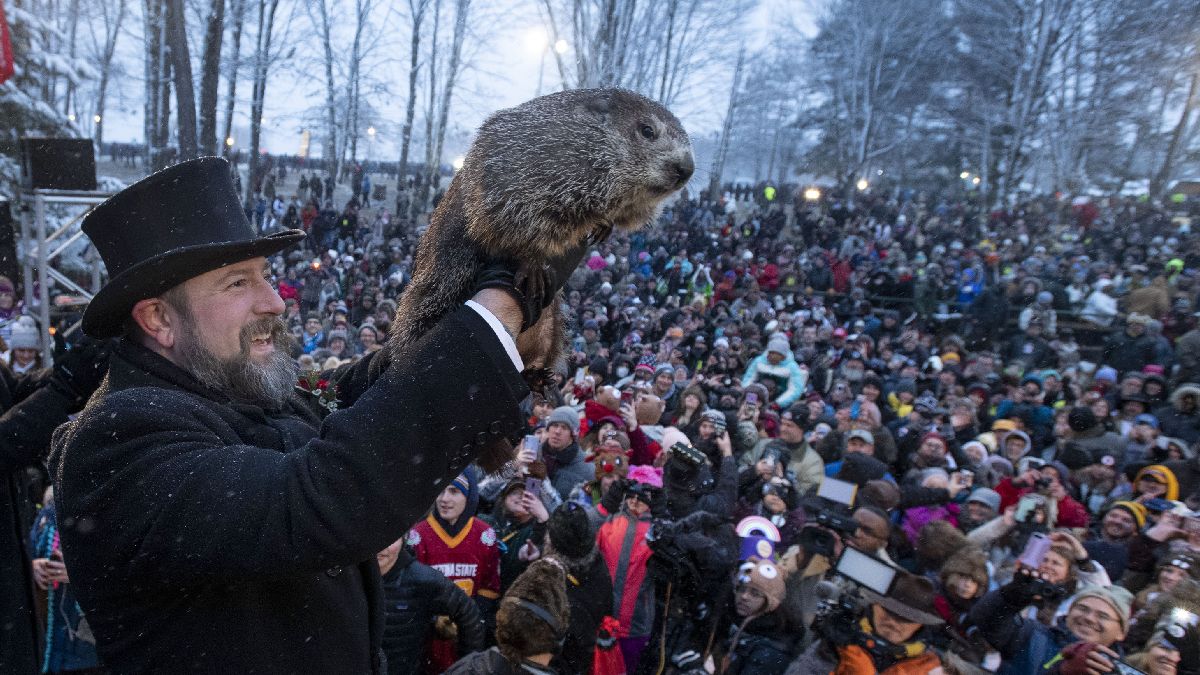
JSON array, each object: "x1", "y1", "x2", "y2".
[{"x1": 16, "y1": 188, "x2": 112, "y2": 364}]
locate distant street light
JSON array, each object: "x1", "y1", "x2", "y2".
[
  {"x1": 971, "y1": 176, "x2": 981, "y2": 185},
  {"x1": 226, "y1": 137, "x2": 235, "y2": 147},
  {"x1": 804, "y1": 187, "x2": 821, "y2": 201},
  {"x1": 554, "y1": 39, "x2": 569, "y2": 54},
  {"x1": 93, "y1": 114, "x2": 102, "y2": 124},
  {"x1": 856, "y1": 179, "x2": 869, "y2": 191},
  {"x1": 367, "y1": 127, "x2": 376, "y2": 162},
  {"x1": 367, "y1": 126, "x2": 376, "y2": 137},
  {"x1": 959, "y1": 171, "x2": 970, "y2": 179},
  {"x1": 67, "y1": 113, "x2": 76, "y2": 122},
  {"x1": 452, "y1": 156, "x2": 465, "y2": 171}
]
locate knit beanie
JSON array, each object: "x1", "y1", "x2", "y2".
[
  {"x1": 8, "y1": 317, "x2": 40, "y2": 350},
  {"x1": 1071, "y1": 585, "x2": 1134, "y2": 634},
  {"x1": 496, "y1": 559, "x2": 570, "y2": 663},
  {"x1": 546, "y1": 503, "x2": 595, "y2": 561},
  {"x1": 1107, "y1": 500, "x2": 1148, "y2": 529},
  {"x1": 547, "y1": 406, "x2": 580, "y2": 436},
  {"x1": 767, "y1": 335, "x2": 790, "y2": 357},
  {"x1": 1068, "y1": 406, "x2": 1098, "y2": 433},
  {"x1": 1135, "y1": 464, "x2": 1181, "y2": 501},
  {"x1": 736, "y1": 558, "x2": 787, "y2": 614},
  {"x1": 966, "y1": 487, "x2": 1002, "y2": 513}
]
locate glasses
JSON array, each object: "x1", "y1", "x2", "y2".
[{"x1": 1070, "y1": 603, "x2": 1118, "y2": 625}]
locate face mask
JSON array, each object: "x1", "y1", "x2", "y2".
[
  {"x1": 843, "y1": 368, "x2": 864, "y2": 382},
  {"x1": 616, "y1": 367, "x2": 630, "y2": 378}
]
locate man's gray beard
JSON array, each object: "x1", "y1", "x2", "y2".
[{"x1": 175, "y1": 313, "x2": 299, "y2": 409}]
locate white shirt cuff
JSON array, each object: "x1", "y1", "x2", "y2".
[{"x1": 465, "y1": 299, "x2": 524, "y2": 372}]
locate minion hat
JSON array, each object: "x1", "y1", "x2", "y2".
[
  {"x1": 736, "y1": 558, "x2": 787, "y2": 614},
  {"x1": 1135, "y1": 464, "x2": 1180, "y2": 501}
]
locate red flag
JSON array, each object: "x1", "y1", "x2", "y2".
[{"x1": 0, "y1": 4, "x2": 14, "y2": 85}]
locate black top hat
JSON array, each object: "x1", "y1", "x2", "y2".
[{"x1": 81, "y1": 157, "x2": 304, "y2": 337}]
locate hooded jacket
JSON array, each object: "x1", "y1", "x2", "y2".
[{"x1": 741, "y1": 348, "x2": 808, "y2": 408}]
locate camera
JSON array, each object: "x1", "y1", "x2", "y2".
[
  {"x1": 799, "y1": 478, "x2": 861, "y2": 558},
  {"x1": 812, "y1": 549, "x2": 909, "y2": 663},
  {"x1": 669, "y1": 441, "x2": 707, "y2": 468}
]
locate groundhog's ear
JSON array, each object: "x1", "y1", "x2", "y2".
[{"x1": 585, "y1": 93, "x2": 612, "y2": 121}]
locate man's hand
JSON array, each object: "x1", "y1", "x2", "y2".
[
  {"x1": 1002, "y1": 505, "x2": 1017, "y2": 528},
  {"x1": 31, "y1": 556, "x2": 69, "y2": 589},
  {"x1": 521, "y1": 491, "x2": 549, "y2": 523},
  {"x1": 619, "y1": 402, "x2": 638, "y2": 432},
  {"x1": 947, "y1": 472, "x2": 967, "y2": 499},
  {"x1": 1147, "y1": 512, "x2": 1187, "y2": 542},
  {"x1": 716, "y1": 429, "x2": 732, "y2": 458},
  {"x1": 518, "y1": 539, "x2": 541, "y2": 562},
  {"x1": 1049, "y1": 531, "x2": 1088, "y2": 562},
  {"x1": 1058, "y1": 642, "x2": 1118, "y2": 675},
  {"x1": 471, "y1": 288, "x2": 523, "y2": 338}
]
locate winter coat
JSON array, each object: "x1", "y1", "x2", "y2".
[
  {"x1": 381, "y1": 549, "x2": 485, "y2": 675},
  {"x1": 597, "y1": 509, "x2": 654, "y2": 638},
  {"x1": 1070, "y1": 425, "x2": 1126, "y2": 463},
  {"x1": 543, "y1": 442, "x2": 594, "y2": 502},
  {"x1": 446, "y1": 647, "x2": 557, "y2": 675},
  {"x1": 1154, "y1": 385, "x2": 1200, "y2": 445},
  {"x1": 722, "y1": 612, "x2": 800, "y2": 675},
  {"x1": 741, "y1": 349, "x2": 808, "y2": 407},
  {"x1": 1173, "y1": 328, "x2": 1200, "y2": 386},
  {"x1": 553, "y1": 550, "x2": 614, "y2": 675},
  {"x1": 741, "y1": 437, "x2": 825, "y2": 495},
  {"x1": 51, "y1": 307, "x2": 528, "y2": 673},
  {"x1": 0, "y1": 365, "x2": 87, "y2": 675},
  {"x1": 1102, "y1": 330, "x2": 1158, "y2": 375}
]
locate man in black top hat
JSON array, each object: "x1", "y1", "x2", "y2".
[{"x1": 50, "y1": 157, "x2": 563, "y2": 673}]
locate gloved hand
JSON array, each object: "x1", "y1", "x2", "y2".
[
  {"x1": 599, "y1": 478, "x2": 630, "y2": 515},
  {"x1": 999, "y1": 567, "x2": 1043, "y2": 608},
  {"x1": 474, "y1": 237, "x2": 594, "y2": 331},
  {"x1": 51, "y1": 332, "x2": 112, "y2": 403}
]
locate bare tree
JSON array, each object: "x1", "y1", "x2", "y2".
[
  {"x1": 707, "y1": 46, "x2": 744, "y2": 197},
  {"x1": 165, "y1": 0, "x2": 198, "y2": 160},
  {"x1": 243, "y1": 0, "x2": 292, "y2": 208},
  {"x1": 397, "y1": 0, "x2": 431, "y2": 185},
  {"x1": 86, "y1": 0, "x2": 127, "y2": 147},
  {"x1": 198, "y1": 0, "x2": 226, "y2": 156},
  {"x1": 221, "y1": 0, "x2": 247, "y2": 158},
  {"x1": 536, "y1": 0, "x2": 750, "y2": 107}
]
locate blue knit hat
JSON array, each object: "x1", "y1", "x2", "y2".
[{"x1": 451, "y1": 466, "x2": 481, "y2": 516}]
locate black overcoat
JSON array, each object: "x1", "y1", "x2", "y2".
[
  {"x1": 0, "y1": 365, "x2": 84, "y2": 675},
  {"x1": 52, "y1": 307, "x2": 528, "y2": 673}
]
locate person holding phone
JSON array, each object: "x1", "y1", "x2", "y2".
[{"x1": 482, "y1": 478, "x2": 550, "y2": 593}]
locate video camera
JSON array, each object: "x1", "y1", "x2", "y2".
[
  {"x1": 813, "y1": 548, "x2": 915, "y2": 667},
  {"x1": 799, "y1": 477, "x2": 860, "y2": 558}
]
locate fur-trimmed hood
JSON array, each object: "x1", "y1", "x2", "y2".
[{"x1": 1170, "y1": 383, "x2": 1200, "y2": 409}]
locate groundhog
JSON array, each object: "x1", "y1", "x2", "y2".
[{"x1": 380, "y1": 87, "x2": 692, "y2": 469}]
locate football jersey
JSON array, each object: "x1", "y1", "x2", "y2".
[{"x1": 407, "y1": 514, "x2": 500, "y2": 600}]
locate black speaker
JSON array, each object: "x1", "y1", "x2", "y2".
[
  {"x1": 0, "y1": 201, "x2": 17, "y2": 285},
  {"x1": 19, "y1": 138, "x2": 97, "y2": 190}
]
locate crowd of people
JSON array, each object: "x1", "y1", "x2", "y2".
[{"x1": 7, "y1": 164, "x2": 1200, "y2": 675}]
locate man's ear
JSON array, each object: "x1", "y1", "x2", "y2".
[{"x1": 130, "y1": 297, "x2": 177, "y2": 350}]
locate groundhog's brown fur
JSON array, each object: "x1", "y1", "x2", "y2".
[{"x1": 380, "y1": 88, "x2": 692, "y2": 468}]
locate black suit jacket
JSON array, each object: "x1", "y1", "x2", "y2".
[{"x1": 52, "y1": 306, "x2": 527, "y2": 673}]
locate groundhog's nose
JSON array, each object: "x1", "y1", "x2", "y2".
[{"x1": 671, "y1": 154, "x2": 695, "y2": 187}]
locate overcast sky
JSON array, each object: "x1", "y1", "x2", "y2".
[{"x1": 93, "y1": 0, "x2": 807, "y2": 163}]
